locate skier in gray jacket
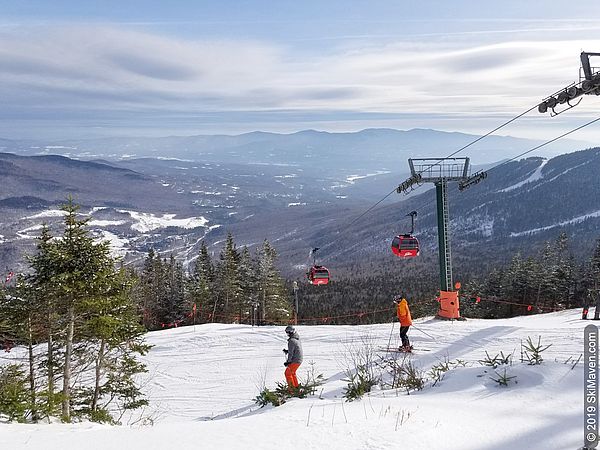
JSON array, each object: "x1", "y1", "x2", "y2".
[{"x1": 283, "y1": 325, "x2": 303, "y2": 387}]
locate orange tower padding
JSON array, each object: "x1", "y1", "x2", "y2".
[{"x1": 437, "y1": 290, "x2": 461, "y2": 320}]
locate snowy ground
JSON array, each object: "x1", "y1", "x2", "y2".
[{"x1": 0, "y1": 310, "x2": 590, "y2": 450}]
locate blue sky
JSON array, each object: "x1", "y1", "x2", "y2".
[{"x1": 2, "y1": 1, "x2": 600, "y2": 141}]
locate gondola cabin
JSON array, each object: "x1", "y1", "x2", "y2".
[
  {"x1": 391, "y1": 235, "x2": 420, "y2": 258},
  {"x1": 308, "y1": 265, "x2": 330, "y2": 285}
]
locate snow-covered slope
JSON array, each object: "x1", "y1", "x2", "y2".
[{"x1": 0, "y1": 310, "x2": 589, "y2": 449}]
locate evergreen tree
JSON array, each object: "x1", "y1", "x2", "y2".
[
  {"x1": 0, "y1": 278, "x2": 44, "y2": 421},
  {"x1": 238, "y1": 246, "x2": 257, "y2": 324},
  {"x1": 136, "y1": 249, "x2": 192, "y2": 329},
  {"x1": 138, "y1": 248, "x2": 159, "y2": 329},
  {"x1": 23, "y1": 224, "x2": 62, "y2": 420},
  {"x1": 585, "y1": 239, "x2": 600, "y2": 318},
  {"x1": 216, "y1": 232, "x2": 242, "y2": 321},
  {"x1": 552, "y1": 233, "x2": 576, "y2": 308},
  {"x1": 19, "y1": 198, "x2": 150, "y2": 423},
  {"x1": 162, "y1": 255, "x2": 186, "y2": 324},
  {"x1": 81, "y1": 267, "x2": 150, "y2": 423},
  {"x1": 188, "y1": 241, "x2": 215, "y2": 323},
  {"x1": 257, "y1": 239, "x2": 292, "y2": 323}
]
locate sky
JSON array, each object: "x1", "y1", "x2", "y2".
[{"x1": 2, "y1": 0, "x2": 600, "y2": 142}]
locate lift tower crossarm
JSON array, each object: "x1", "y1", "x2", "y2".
[
  {"x1": 458, "y1": 170, "x2": 488, "y2": 191},
  {"x1": 396, "y1": 173, "x2": 422, "y2": 194},
  {"x1": 581, "y1": 52, "x2": 600, "y2": 80},
  {"x1": 538, "y1": 51, "x2": 600, "y2": 115}
]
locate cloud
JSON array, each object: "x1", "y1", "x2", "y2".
[{"x1": 1, "y1": 24, "x2": 600, "y2": 139}]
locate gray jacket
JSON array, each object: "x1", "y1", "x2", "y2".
[{"x1": 286, "y1": 332, "x2": 303, "y2": 364}]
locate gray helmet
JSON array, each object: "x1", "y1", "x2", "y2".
[{"x1": 285, "y1": 325, "x2": 296, "y2": 335}]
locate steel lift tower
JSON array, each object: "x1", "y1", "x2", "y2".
[{"x1": 397, "y1": 157, "x2": 471, "y2": 320}]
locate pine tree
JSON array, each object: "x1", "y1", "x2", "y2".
[
  {"x1": 238, "y1": 246, "x2": 257, "y2": 324},
  {"x1": 536, "y1": 241, "x2": 559, "y2": 311},
  {"x1": 257, "y1": 239, "x2": 292, "y2": 324},
  {"x1": 22, "y1": 198, "x2": 150, "y2": 422},
  {"x1": 216, "y1": 232, "x2": 242, "y2": 322},
  {"x1": 587, "y1": 238, "x2": 600, "y2": 318},
  {"x1": 188, "y1": 241, "x2": 214, "y2": 324},
  {"x1": 23, "y1": 224, "x2": 62, "y2": 420},
  {"x1": 81, "y1": 267, "x2": 150, "y2": 423},
  {"x1": 0, "y1": 278, "x2": 43, "y2": 421},
  {"x1": 138, "y1": 248, "x2": 159, "y2": 329},
  {"x1": 162, "y1": 255, "x2": 186, "y2": 325},
  {"x1": 552, "y1": 232, "x2": 576, "y2": 308}
]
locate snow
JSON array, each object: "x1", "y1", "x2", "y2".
[
  {"x1": 88, "y1": 220, "x2": 127, "y2": 227},
  {"x1": 511, "y1": 209, "x2": 600, "y2": 237},
  {"x1": 346, "y1": 170, "x2": 391, "y2": 183},
  {"x1": 190, "y1": 190, "x2": 223, "y2": 195},
  {"x1": 96, "y1": 230, "x2": 130, "y2": 257},
  {"x1": 22, "y1": 209, "x2": 67, "y2": 219},
  {"x1": 499, "y1": 159, "x2": 547, "y2": 192},
  {"x1": 116, "y1": 210, "x2": 210, "y2": 232},
  {"x1": 529, "y1": 159, "x2": 595, "y2": 190},
  {"x1": 0, "y1": 310, "x2": 589, "y2": 450},
  {"x1": 15, "y1": 224, "x2": 44, "y2": 239},
  {"x1": 502, "y1": 157, "x2": 594, "y2": 195},
  {"x1": 88, "y1": 207, "x2": 108, "y2": 214}
]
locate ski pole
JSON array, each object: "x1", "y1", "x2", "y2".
[
  {"x1": 411, "y1": 324, "x2": 437, "y2": 341},
  {"x1": 386, "y1": 317, "x2": 396, "y2": 351}
]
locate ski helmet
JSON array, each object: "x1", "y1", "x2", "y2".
[{"x1": 285, "y1": 325, "x2": 295, "y2": 334}]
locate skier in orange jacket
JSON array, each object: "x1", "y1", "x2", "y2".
[{"x1": 395, "y1": 295, "x2": 413, "y2": 352}]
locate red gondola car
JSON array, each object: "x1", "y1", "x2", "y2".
[
  {"x1": 391, "y1": 210, "x2": 420, "y2": 258},
  {"x1": 391, "y1": 235, "x2": 420, "y2": 258},
  {"x1": 308, "y1": 265, "x2": 330, "y2": 285}
]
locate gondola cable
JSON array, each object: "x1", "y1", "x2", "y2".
[
  {"x1": 390, "y1": 114, "x2": 600, "y2": 242},
  {"x1": 306, "y1": 106, "x2": 600, "y2": 280},
  {"x1": 315, "y1": 102, "x2": 541, "y2": 258}
]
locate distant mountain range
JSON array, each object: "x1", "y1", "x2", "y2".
[
  {"x1": 0, "y1": 128, "x2": 588, "y2": 172},
  {"x1": 0, "y1": 129, "x2": 598, "y2": 281}
]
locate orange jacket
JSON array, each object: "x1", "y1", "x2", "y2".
[{"x1": 396, "y1": 298, "x2": 412, "y2": 326}]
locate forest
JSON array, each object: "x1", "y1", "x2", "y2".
[{"x1": 1, "y1": 199, "x2": 598, "y2": 424}]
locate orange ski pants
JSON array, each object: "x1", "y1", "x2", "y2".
[{"x1": 285, "y1": 363, "x2": 301, "y2": 387}]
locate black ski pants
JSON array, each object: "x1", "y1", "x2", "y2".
[{"x1": 399, "y1": 326, "x2": 410, "y2": 347}]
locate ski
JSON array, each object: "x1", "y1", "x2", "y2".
[{"x1": 378, "y1": 347, "x2": 431, "y2": 353}]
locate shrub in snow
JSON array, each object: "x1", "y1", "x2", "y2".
[
  {"x1": 255, "y1": 387, "x2": 285, "y2": 407},
  {"x1": 479, "y1": 351, "x2": 513, "y2": 368},
  {"x1": 343, "y1": 369, "x2": 379, "y2": 402},
  {"x1": 377, "y1": 356, "x2": 424, "y2": 394},
  {"x1": 522, "y1": 336, "x2": 551, "y2": 365},
  {"x1": 428, "y1": 356, "x2": 468, "y2": 387},
  {"x1": 340, "y1": 334, "x2": 380, "y2": 401},
  {"x1": 255, "y1": 366, "x2": 324, "y2": 408},
  {"x1": 396, "y1": 360, "x2": 425, "y2": 393},
  {"x1": 490, "y1": 368, "x2": 517, "y2": 387}
]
